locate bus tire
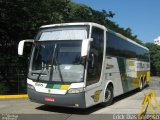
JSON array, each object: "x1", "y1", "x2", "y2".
[
  {"x1": 143, "y1": 76, "x2": 146, "y2": 88},
  {"x1": 100, "y1": 85, "x2": 113, "y2": 107},
  {"x1": 139, "y1": 80, "x2": 143, "y2": 91}
]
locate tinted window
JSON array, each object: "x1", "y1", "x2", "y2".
[
  {"x1": 86, "y1": 27, "x2": 104, "y2": 85},
  {"x1": 106, "y1": 32, "x2": 149, "y2": 61}
]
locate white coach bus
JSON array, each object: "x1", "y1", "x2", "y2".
[{"x1": 18, "y1": 22, "x2": 150, "y2": 108}]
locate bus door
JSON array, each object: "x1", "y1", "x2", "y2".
[{"x1": 85, "y1": 27, "x2": 104, "y2": 107}]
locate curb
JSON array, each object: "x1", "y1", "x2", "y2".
[{"x1": 0, "y1": 94, "x2": 28, "y2": 99}]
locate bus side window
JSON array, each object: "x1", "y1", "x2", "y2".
[{"x1": 86, "y1": 27, "x2": 104, "y2": 86}]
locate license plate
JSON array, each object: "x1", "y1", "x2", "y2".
[{"x1": 45, "y1": 97, "x2": 55, "y2": 102}]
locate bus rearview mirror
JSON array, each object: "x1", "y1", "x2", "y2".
[
  {"x1": 18, "y1": 39, "x2": 34, "y2": 55},
  {"x1": 81, "y1": 39, "x2": 93, "y2": 57}
]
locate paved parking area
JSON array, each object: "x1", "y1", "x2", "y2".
[{"x1": 0, "y1": 77, "x2": 160, "y2": 120}]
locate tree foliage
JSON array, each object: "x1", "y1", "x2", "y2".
[
  {"x1": 67, "y1": 2, "x2": 143, "y2": 45},
  {"x1": 145, "y1": 43, "x2": 160, "y2": 75},
  {"x1": 1, "y1": 0, "x2": 158, "y2": 77},
  {"x1": 0, "y1": 0, "x2": 142, "y2": 48}
]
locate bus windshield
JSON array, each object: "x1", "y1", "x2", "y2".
[{"x1": 28, "y1": 41, "x2": 85, "y2": 83}]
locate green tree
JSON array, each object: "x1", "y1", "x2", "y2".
[
  {"x1": 1, "y1": 0, "x2": 154, "y2": 94},
  {"x1": 0, "y1": 0, "x2": 146, "y2": 76},
  {"x1": 145, "y1": 43, "x2": 160, "y2": 75},
  {"x1": 67, "y1": 2, "x2": 92, "y2": 22}
]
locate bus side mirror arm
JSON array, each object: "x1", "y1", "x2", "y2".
[
  {"x1": 81, "y1": 38, "x2": 93, "y2": 57},
  {"x1": 18, "y1": 39, "x2": 34, "y2": 55}
]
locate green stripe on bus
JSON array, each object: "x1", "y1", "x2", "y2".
[
  {"x1": 117, "y1": 57, "x2": 129, "y2": 93},
  {"x1": 46, "y1": 84, "x2": 54, "y2": 88},
  {"x1": 53, "y1": 84, "x2": 61, "y2": 89},
  {"x1": 46, "y1": 84, "x2": 68, "y2": 89}
]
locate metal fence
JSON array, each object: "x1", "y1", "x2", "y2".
[{"x1": 0, "y1": 64, "x2": 27, "y2": 95}]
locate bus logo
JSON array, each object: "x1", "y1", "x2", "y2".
[
  {"x1": 91, "y1": 90, "x2": 102, "y2": 102},
  {"x1": 48, "y1": 89, "x2": 51, "y2": 93}
]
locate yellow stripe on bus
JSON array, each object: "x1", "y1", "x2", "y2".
[{"x1": 60, "y1": 85, "x2": 70, "y2": 90}]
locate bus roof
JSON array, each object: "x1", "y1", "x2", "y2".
[
  {"x1": 40, "y1": 22, "x2": 149, "y2": 51},
  {"x1": 40, "y1": 22, "x2": 106, "y2": 30}
]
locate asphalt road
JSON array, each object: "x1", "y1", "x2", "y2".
[{"x1": 0, "y1": 77, "x2": 160, "y2": 120}]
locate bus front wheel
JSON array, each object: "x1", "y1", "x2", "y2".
[{"x1": 100, "y1": 85, "x2": 113, "y2": 107}]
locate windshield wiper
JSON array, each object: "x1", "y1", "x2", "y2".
[
  {"x1": 54, "y1": 47, "x2": 64, "y2": 83},
  {"x1": 50, "y1": 44, "x2": 64, "y2": 83},
  {"x1": 49, "y1": 44, "x2": 57, "y2": 81}
]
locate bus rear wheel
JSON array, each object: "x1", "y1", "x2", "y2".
[
  {"x1": 139, "y1": 80, "x2": 143, "y2": 91},
  {"x1": 100, "y1": 85, "x2": 113, "y2": 107}
]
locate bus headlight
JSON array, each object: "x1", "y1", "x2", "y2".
[
  {"x1": 27, "y1": 84, "x2": 35, "y2": 90},
  {"x1": 68, "y1": 87, "x2": 85, "y2": 94}
]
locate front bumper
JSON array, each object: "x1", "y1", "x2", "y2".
[{"x1": 28, "y1": 88, "x2": 86, "y2": 108}]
